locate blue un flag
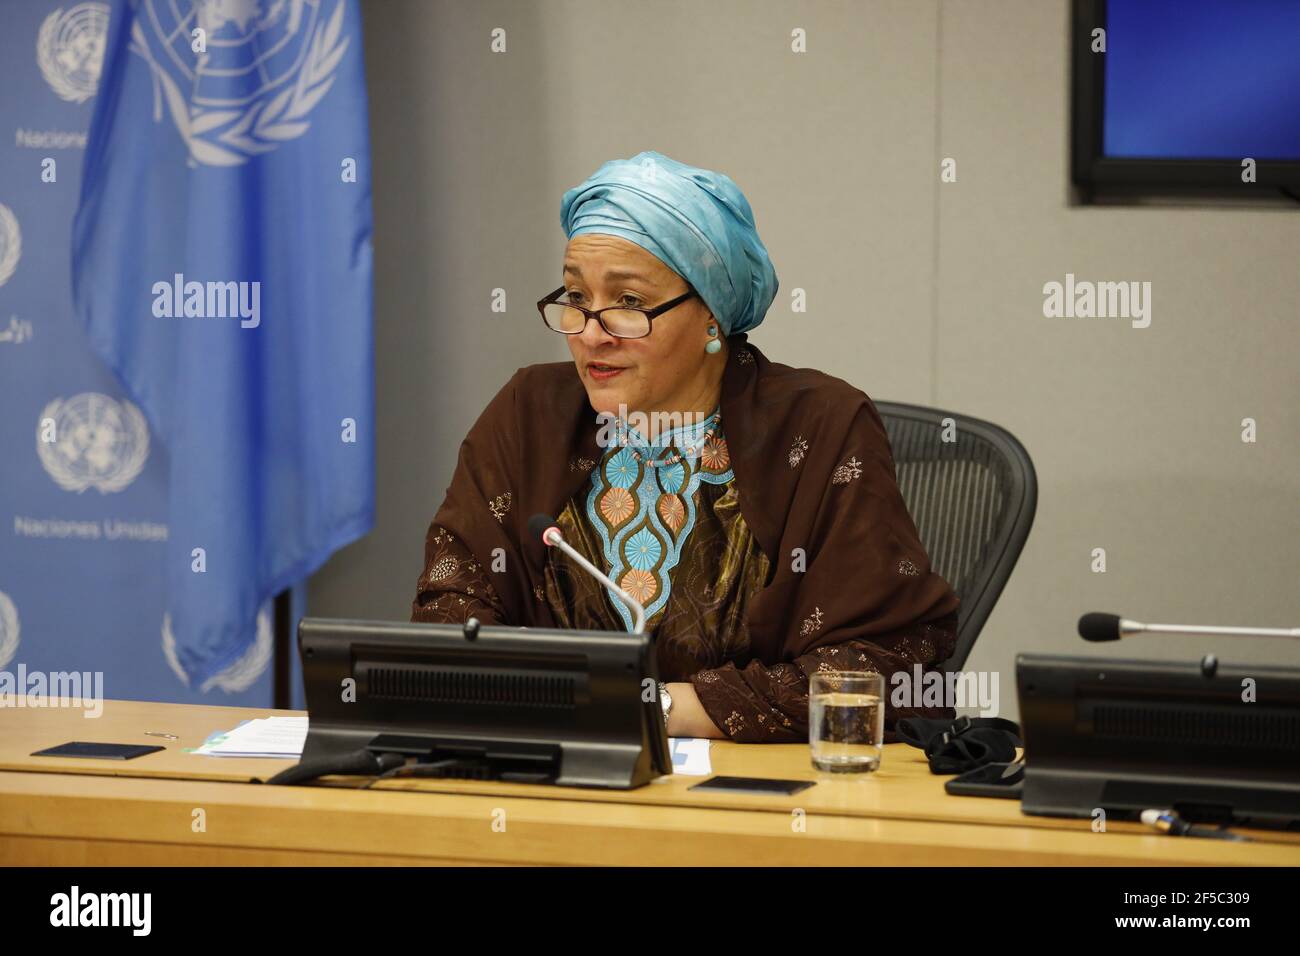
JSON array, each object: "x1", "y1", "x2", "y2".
[{"x1": 72, "y1": 0, "x2": 374, "y2": 687}]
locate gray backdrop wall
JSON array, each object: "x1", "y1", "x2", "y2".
[{"x1": 309, "y1": 0, "x2": 1300, "y2": 720}]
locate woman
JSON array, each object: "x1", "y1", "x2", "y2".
[{"x1": 413, "y1": 150, "x2": 959, "y2": 743}]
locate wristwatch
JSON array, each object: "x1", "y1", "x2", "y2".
[{"x1": 657, "y1": 681, "x2": 673, "y2": 728}]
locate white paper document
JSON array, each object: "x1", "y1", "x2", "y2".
[
  {"x1": 190, "y1": 716, "x2": 308, "y2": 758},
  {"x1": 668, "y1": 736, "x2": 712, "y2": 776}
]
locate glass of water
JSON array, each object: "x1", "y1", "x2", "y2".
[{"x1": 809, "y1": 671, "x2": 885, "y2": 773}]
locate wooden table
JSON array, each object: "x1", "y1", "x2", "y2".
[{"x1": 1, "y1": 699, "x2": 1296, "y2": 865}]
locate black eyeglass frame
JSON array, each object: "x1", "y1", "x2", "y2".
[{"x1": 536, "y1": 285, "x2": 700, "y2": 339}]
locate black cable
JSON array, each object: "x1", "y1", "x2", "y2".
[{"x1": 263, "y1": 748, "x2": 405, "y2": 786}]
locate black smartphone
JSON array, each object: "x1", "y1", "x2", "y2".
[
  {"x1": 31, "y1": 742, "x2": 166, "y2": 760},
  {"x1": 944, "y1": 760, "x2": 1024, "y2": 799},
  {"x1": 688, "y1": 775, "x2": 815, "y2": 796}
]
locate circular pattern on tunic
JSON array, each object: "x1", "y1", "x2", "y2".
[
  {"x1": 620, "y1": 568, "x2": 657, "y2": 603},
  {"x1": 700, "y1": 437, "x2": 730, "y2": 471},
  {"x1": 599, "y1": 486, "x2": 635, "y2": 526},
  {"x1": 655, "y1": 460, "x2": 685, "y2": 493},
  {"x1": 657, "y1": 493, "x2": 686, "y2": 533},
  {"x1": 605, "y1": 448, "x2": 639, "y2": 489},
  {"x1": 625, "y1": 528, "x2": 663, "y2": 571}
]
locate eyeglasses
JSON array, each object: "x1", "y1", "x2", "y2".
[{"x1": 537, "y1": 285, "x2": 700, "y2": 339}]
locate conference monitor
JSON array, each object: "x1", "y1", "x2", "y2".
[
  {"x1": 1017, "y1": 653, "x2": 1300, "y2": 829},
  {"x1": 297, "y1": 618, "x2": 672, "y2": 789}
]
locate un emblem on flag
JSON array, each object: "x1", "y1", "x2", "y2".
[
  {"x1": 36, "y1": 393, "x2": 150, "y2": 494},
  {"x1": 0, "y1": 591, "x2": 18, "y2": 670},
  {"x1": 162, "y1": 608, "x2": 273, "y2": 692},
  {"x1": 36, "y1": 3, "x2": 110, "y2": 103},
  {"x1": 130, "y1": 0, "x2": 351, "y2": 166},
  {"x1": 0, "y1": 203, "x2": 20, "y2": 289}
]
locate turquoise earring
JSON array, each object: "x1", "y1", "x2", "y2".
[{"x1": 705, "y1": 325, "x2": 722, "y2": 354}]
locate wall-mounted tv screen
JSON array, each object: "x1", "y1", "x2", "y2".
[{"x1": 1072, "y1": 0, "x2": 1300, "y2": 199}]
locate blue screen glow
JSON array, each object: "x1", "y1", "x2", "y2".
[{"x1": 1103, "y1": 0, "x2": 1300, "y2": 161}]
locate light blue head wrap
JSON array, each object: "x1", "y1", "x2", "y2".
[{"x1": 559, "y1": 150, "x2": 778, "y2": 337}]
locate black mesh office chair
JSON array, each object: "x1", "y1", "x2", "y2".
[{"x1": 875, "y1": 402, "x2": 1037, "y2": 671}]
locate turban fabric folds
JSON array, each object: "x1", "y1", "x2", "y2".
[{"x1": 560, "y1": 150, "x2": 779, "y2": 336}]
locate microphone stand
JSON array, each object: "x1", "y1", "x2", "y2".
[
  {"x1": 1115, "y1": 619, "x2": 1300, "y2": 640},
  {"x1": 1079, "y1": 613, "x2": 1300, "y2": 678},
  {"x1": 542, "y1": 527, "x2": 647, "y2": 635}
]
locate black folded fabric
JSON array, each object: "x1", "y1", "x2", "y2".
[{"x1": 896, "y1": 715, "x2": 1022, "y2": 775}]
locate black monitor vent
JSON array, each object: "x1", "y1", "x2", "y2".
[
  {"x1": 364, "y1": 665, "x2": 577, "y2": 709},
  {"x1": 1092, "y1": 703, "x2": 1300, "y2": 749}
]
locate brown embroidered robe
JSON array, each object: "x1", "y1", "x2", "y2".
[{"x1": 412, "y1": 335, "x2": 960, "y2": 742}]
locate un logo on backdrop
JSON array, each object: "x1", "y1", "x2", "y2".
[
  {"x1": 37, "y1": 3, "x2": 110, "y2": 103},
  {"x1": 162, "y1": 609, "x2": 273, "y2": 692},
  {"x1": 129, "y1": 0, "x2": 350, "y2": 166},
  {"x1": 0, "y1": 591, "x2": 19, "y2": 670},
  {"x1": 36, "y1": 393, "x2": 150, "y2": 494},
  {"x1": 0, "y1": 203, "x2": 20, "y2": 288}
]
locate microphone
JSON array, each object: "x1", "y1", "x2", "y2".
[
  {"x1": 1078, "y1": 611, "x2": 1300, "y2": 643},
  {"x1": 529, "y1": 512, "x2": 647, "y2": 634}
]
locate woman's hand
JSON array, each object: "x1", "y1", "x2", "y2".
[{"x1": 664, "y1": 682, "x2": 726, "y2": 738}]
